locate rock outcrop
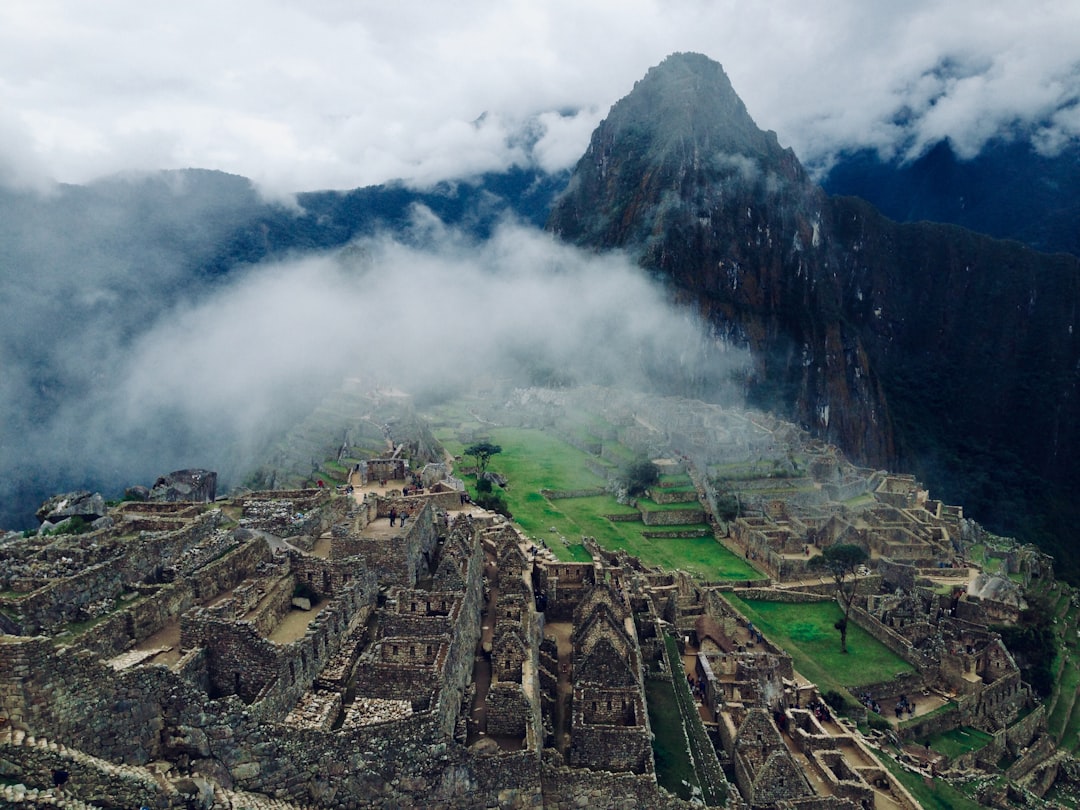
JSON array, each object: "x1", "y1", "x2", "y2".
[
  {"x1": 149, "y1": 469, "x2": 217, "y2": 503},
  {"x1": 35, "y1": 491, "x2": 106, "y2": 525}
]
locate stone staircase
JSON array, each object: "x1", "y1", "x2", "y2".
[
  {"x1": 0, "y1": 725, "x2": 177, "y2": 807},
  {"x1": 212, "y1": 785, "x2": 314, "y2": 809},
  {"x1": 0, "y1": 726, "x2": 313, "y2": 809}
]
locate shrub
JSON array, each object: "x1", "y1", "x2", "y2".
[
  {"x1": 625, "y1": 457, "x2": 659, "y2": 496},
  {"x1": 474, "y1": 491, "x2": 511, "y2": 518}
]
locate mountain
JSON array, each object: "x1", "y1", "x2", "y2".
[
  {"x1": 823, "y1": 139, "x2": 1080, "y2": 257},
  {"x1": 548, "y1": 52, "x2": 1080, "y2": 580}
]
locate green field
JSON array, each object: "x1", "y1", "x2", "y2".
[
  {"x1": 431, "y1": 421, "x2": 763, "y2": 579},
  {"x1": 724, "y1": 596, "x2": 915, "y2": 689},
  {"x1": 924, "y1": 726, "x2": 993, "y2": 759},
  {"x1": 645, "y1": 678, "x2": 700, "y2": 800}
]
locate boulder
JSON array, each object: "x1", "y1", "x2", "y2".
[
  {"x1": 124, "y1": 485, "x2": 150, "y2": 501},
  {"x1": 35, "y1": 490, "x2": 107, "y2": 525},
  {"x1": 150, "y1": 469, "x2": 217, "y2": 503}
]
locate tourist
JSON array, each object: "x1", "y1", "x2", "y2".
[
  {"x1": 389, "y1": 507, "x2": 397, "y2": 527},
  {"x1": 400, "y1": 511, "x2": 408, "y2": 526}
]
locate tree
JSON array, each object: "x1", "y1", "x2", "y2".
[
  {"x1": 464, "y1": 441, "x2": 502, "y2": 481},
  {"x1": 809, "y1": 543, "x2": 869, "y2": 653},
  {"x1": 625, "y1": 457, "x2": 659, "y2": 497}
]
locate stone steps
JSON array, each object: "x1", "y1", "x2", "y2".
[
  {"x1": 213, "y1": 784, "x2": 314, "y2": 809},
  {"x1": 0, "y1": 782, "x2": 100, "y2": 808},
  {"x1": 0, "y1": 726, "x2": 178, "y2": 803}
]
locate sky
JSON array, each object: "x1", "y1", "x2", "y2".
[{"x1": 1, "y1": 0, "x2": 1078, "y2": 196}]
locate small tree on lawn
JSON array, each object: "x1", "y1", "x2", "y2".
[
  {"x1": 464, "y1": 441, "x2": 502, "y2": 484},
  {"x1": 809, "y1": 543, "x2": 869, "y2": 654}
]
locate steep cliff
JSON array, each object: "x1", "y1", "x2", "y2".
[{"x1": 548, "y1": 53, "x2": 1080, "y2": 577}]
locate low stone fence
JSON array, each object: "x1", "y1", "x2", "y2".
[
  {"x1": 731, "y1": 587, "x2": 831, "y2": 603},
  {"x1": 648, "y1": 488, "x2": 700, "y2": 505},
  {"x1": 541, "y1": 487, "x2": 607, "y2": 500},
  {"x1": 641, "y1": 508, "x2": 704, "y2": 526},
  {"x1": 605, "y1": 512, "x2": 643, "y2": 523},
  {"x1": 642, "y1": 528, "x2": 712, "y2": 539}
]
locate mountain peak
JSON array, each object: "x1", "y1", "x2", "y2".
[
  {"x1": 548, "y1": 52, "x2": 805, "y2": 250},
  {"x1": 613, "y1": 52, "x2": 779, "y2": 160}
]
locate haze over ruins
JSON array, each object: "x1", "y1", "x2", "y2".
[
  {"x1": 3, "y1": 48, "x2": 1080, "y2": 810},
  {"x1": 0, "y1": 381, "x2": 1070, "y2": 809}
]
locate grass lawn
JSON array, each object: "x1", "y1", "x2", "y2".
[
  {"x1": 645, "y1": 678, "x2": 700, "y2": 800},
  {"x1": 878, "y1": 751, "x2": 988, "y2": 810},
  {"x1": 724, "y1": 596, "x2": 915, "y2": 690},
  {"x1": 924, "y1": 727, "x2": 993, "y2": 758},
  {"x1": 1049, "y1": 662, "x2": 1080, "y2": 741},
  {"x1": 437, "y1": 424, "x2": 764, "y2": 579}
]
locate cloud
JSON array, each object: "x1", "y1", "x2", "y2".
[
  {"x1": 1, "y1": 1, "x2": 1076, "y2": 194},
  {"x1": 0, "y1": 211, "x2": 749, "y2": 527}
]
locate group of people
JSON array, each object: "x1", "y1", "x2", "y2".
[
  {"x1": 806, "y1": 697, "x2": 832, "y2": 723},
  {"x1": 388, "y1": 507, "x2": 409, "y2": 527},
  {"x1": 894, "y1": 694, "x2": 917, "y2": 719},
  {"x1": 857, "y1": 692, "x2": 883, "y2": 715}
]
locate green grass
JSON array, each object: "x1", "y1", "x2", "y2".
[
  {"x1": 724, "y1": 596, "x2": 915, "y2": 690},
  {"x1": 440, "y1": 425, "x2": 763, "y2": 580},
  {"x1": 878, "y1": 751, "x2": 989, "y2": 810},
  {"x1": 1049, "y1": 661, "x2": 1080, "y2": 740},
  {"x1": 924, "y1": 726, "x2": 993, "y2": 758},
  {"x1": 646, "y1": 678, "x2": 700, "y2": 800}
]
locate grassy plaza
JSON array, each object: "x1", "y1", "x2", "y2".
[
  {"x1": 723, "y1": 595, "x2": 915, "y2": 690},
  {"x1": 430, "y1": 418, "x2": 763, "y2": 579}
]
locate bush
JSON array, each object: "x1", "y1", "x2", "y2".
[
  {"x1": 867, "y1": 711, "x2": 891, "y2": 731},
  {"x1": 625, "y1": 458, "x2": 659, "y2": 496},
  {"x1": 474, "y1": 491, "x2": 511, "y2": 518},
  {"x1": 823, "y1": 690, "x2": 847, "y2": 713}
]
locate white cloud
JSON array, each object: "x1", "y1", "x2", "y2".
[{"x1": 0, "y1": 1, "x2": 1077, "y2": 193}]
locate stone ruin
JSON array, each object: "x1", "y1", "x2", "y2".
[{"x1": 0, "y1": 385, "x2": 1070, "y2": 808}]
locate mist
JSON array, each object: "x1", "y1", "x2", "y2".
[{"x1": 0, "y1": 209, "x2": 749, "y2": 529}]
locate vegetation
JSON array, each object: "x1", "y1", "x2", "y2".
[
  {"x1": 924, "y1": 727, "x2": 993, "y2": 759},
  {"x1": 41, "y1": 516, "x2": 92, "y2": 537},
  {"x1": 624, "y1": 457, "x2": 659, "y2": 496},
  {"x1": 434, "y1": 422, "x2": 764, "y2": 579},
  {"x1": 664, "y1": 636, "x2": 727, "y2": 805},
  {"x1": 808, "y1": 543, "x2": 869, "y2": 653},
  {"x1": 724, "y1": 596, "x2": 914, "y2": 690},
  {"x1": 645, "y1": 677, "x2": 700, "y2": 800},
  {"x1": 994, "y1": 592, "x2": 1056, "y2": 698},
  {"x1": 464, "y1": 441, "x2": 502, "y2": 481}
]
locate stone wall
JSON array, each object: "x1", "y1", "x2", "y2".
[
  {"x1": 10, "y1": 510, "x2": 232, "y2": 635},
  {"x1": 1006, "y1": 705, "x2": 1046, "y2": 754},
  {"x1": 640, "y1": 507, "x2": 704, "y2": 526},
  {"x1": 732, "y1": 588, "x2": 831, "y2": 604},
  {"x1": 647, "y1": 488, "x2": 700, "y2": 505},
  {"x1": 569, "y1": 720, "x2": 653, "y2": 775},
  {"x1": 846, "y1": 604, "x2": 933, "y2": 670},
  {"x1": 542, "y1": 487, "x2": 608, "y2": 500},
  {"x1": 331, "y1": 500, "x2": 438, "y2": 585},
  {"x1": 486, "y1": 682, "x2": 529, "y2": 738},
  {"x1": 539, "y1": 758, "x2": 696, "y2": 809}
]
